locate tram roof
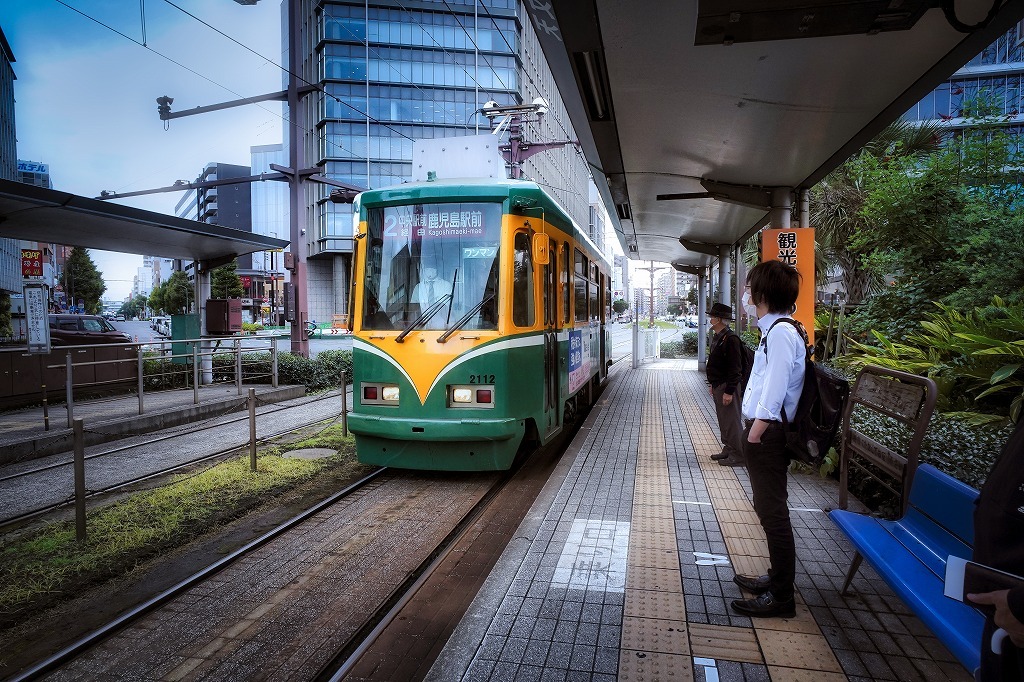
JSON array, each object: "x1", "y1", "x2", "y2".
[
  {"x1": 525, "y1": 0, "x2": 1024, "y2": 270},
  {"x1": 0, "y1": 178, "x2": 288, "y2": 263}
]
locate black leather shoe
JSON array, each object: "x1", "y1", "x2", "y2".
[
  {"x1": 731, "y1": 591, "x2": 796, "y2": 618},
  {"x1": 710, "y1": 451, "x2": 730, "y2": 460},
  {"x1": 733, "y1": 574, "x2": 771, "y2": 594},
  {"x1": 718, "y1": 457, "x2": 747, "y2": 467}
]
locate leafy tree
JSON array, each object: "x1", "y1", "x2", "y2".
[
  {"x1": 667, "y1": 303, "x2": 683, "y2": 316},
  {"x1": 613, "y1": 299, "x2": 628, "y2": 315},
  {"x1": 118, "y1": 293, "x2": 150, "y2": 319},
  {"x1": 148, "y1": 282, "x2": 166, "y2": 315},
  {"x1": 211, "y1": 261, "x2": 245, "y2": 299},
  {"x1": 810, "y1": 119, "x2": 942, "y2": 304},
  {"x1": 63, "y1": 247, "x2": 106, "y2": 314},
  {"x1": 853, "y1": 97, "x2": 1024, "y2": 323},
  {"x1": 0, "y1": 290, "x2": 11, "y2": 338},
  {"x1": 162, "y1": 271, "x2": 194, "y2": 314}
]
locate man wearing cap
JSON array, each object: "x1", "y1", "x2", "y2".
[{"x1": 706, "y1": 302, "x2": 746, "y2": 467}]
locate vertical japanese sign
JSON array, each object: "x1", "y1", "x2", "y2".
[
  {"x1": 21, "y1": 249, "x2": 43, "y2": 278},
  {"x1": 24, "y1": 282, "x2": 51, "y2": 354},
  {"x1": 761, "y1": 228, "x2": 815, "y2": 347}
]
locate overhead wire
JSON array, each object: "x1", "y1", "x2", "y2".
[
  {"x1": 53, "y1": 0, "x2": 366, "y2": 167},
  {"x1": 158, "y1": 0, "x2": 415, "y2": 143}
]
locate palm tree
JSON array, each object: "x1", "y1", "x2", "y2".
[{"x1": 811, "y1": 118, "x2": 943, "y2": 304}]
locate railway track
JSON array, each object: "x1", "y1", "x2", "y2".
[
  {"x1": 0, "y1": 389, "x2": 350, "y2": 530},
  {"x1": 6, "y1": 369, "x2": 615, "y2": 681}
]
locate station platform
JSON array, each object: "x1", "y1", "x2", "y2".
[{"x1": 425, "y1": 359, "x2": 972, "y2": 682}]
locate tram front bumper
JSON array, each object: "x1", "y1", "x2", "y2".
[{"x1": 347, "y1": 414, "x2": 523, "y2": 442}]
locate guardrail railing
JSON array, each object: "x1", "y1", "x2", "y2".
[{"x1": 1, "y1": 336, "x2": 279, "y2": 429}]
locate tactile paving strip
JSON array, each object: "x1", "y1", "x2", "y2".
[
  {"x1": 687, "y1": 622, "x2": 763, "y2": 664},
  {"x1": 619, "y1": 375, "x2": 693, "y2": 679},
  {"x1": 676, "y1": 377, "x2": 844, "y2": 674}
]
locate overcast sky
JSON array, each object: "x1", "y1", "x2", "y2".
[{"x1": 3, "y1": 0, "x2": 286, "y2": 299}]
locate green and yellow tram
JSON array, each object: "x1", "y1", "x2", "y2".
[{"x1": 347, "y1": 177, "x2": 611, "y2": 471}]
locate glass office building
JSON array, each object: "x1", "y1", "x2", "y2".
[
  {"x1": 302, "y1": 0, "x2": 592, "y2": 322},
  {"x1": 905, "y1": 20, "x2": 1024, "y2": 141}
]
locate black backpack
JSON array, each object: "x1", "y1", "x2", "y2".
[
  {"x1": 738, "y1": 335, "x2": 755, "y2": 394},
  {"x1": 763, "y1": 318, "x2": 850, "y2": 465}
]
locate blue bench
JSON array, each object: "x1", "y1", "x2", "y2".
[{"x1": 829, "y1": 463, "x2": 984, "y2": 673}]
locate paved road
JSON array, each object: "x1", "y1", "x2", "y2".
[{"x1": 113, "y1": 320, "x2": 352, "y2": 358}]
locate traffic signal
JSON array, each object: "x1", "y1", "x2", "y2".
[{"x1": 156, "y1": 96, "x2": 174, "y2": 119}]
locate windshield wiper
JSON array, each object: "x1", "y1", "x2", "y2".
[
  {"x1": 438, "y1": 293, "x2": 494, "y2": 343},
  {"x1": 395, "y1": 294, "x2": 452, "y2": 343}
]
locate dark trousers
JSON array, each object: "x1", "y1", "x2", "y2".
[
  {"x1": 713, "y1": 384, "x2": 744, "y2": 460},
  {"x1": 744, "y1": 422, "x2": 795, "y2": 601},
  {"x1": 979, "y1": 620, "x2": 1024, "y2": 681}
]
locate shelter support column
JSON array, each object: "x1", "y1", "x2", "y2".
[
  {"x1": 697, "y1": 269, "x2": 707, "y2": 371},
  {"x1": 196, "y1": 267, "x2": 213, "y2": 385},
  {"x1": 770, "y1": 187, "x2": 793, "y2": 228},
  {"x1": 799, "y1": 188, "x2": 810, "y2": 228},
  {"x1": 717, "y1": 244, "x2": 731, "y2": 308}
]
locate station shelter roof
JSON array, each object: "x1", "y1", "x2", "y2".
[
  {"x1": 526, "y1": 0, "x2": 1024, "y2": 269},
  {"x1": 0, "y1": 178, "x2": 288, "y2": 263}
]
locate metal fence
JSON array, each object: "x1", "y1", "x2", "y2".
[{"x1": 25, "y1": 336, "x2": 279, "y2": 428}]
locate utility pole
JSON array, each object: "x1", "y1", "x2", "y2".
[
  {"x1": 101, "y1": 0, "x2": 365, "y2": 357},
  {"x1": 481, "y1": 99, "x2": 576, "y2": 179},
  {"x1": 635, "y1": 261, "x2": 667, "y2": 328}
]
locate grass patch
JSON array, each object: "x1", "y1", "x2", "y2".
[{"x1": 0, "y1": 427, "x2": 362, "y2": 626}]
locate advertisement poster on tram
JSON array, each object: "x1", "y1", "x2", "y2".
[
  {"x1": 568, "y1": 329, "x2": 591, "y2": 394},
  {"x1": 761, "y1": 228, "x2": 815, "y2": 347}
]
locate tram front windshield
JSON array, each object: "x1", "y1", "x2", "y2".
[{"x1": 362, "y1": 202, "x2": 501, "y2": 331}]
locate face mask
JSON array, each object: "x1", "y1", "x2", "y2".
[{"x1": 742, "y1": 291, "x2": 758, "y2": 319}]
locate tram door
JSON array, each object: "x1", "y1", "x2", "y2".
[
  {"x1": 542, "y1": 254, "x2": 560, "y2": 438},
  {"x1": 599, "y1": 273, "x2": 608, "y2": 379}
]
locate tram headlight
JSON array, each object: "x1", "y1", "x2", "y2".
[
  {"x1": 382, "y1": 386, "x2": 400, "y2": 402},
  {"x1": 452, "y1": 388, "x2": 473, "y2": 403}
]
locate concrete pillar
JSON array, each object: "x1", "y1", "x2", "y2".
[
  {"x1": 799, "y1": 188, "x2": 810, "y2": 228},
  {"x1": 697, "y1": 271, "x2": 707, "y2": 371},
  {"x1": 333, "y1": 254, "x2": 346, "y2": 315},
  {"x1": 196, "y1": 268, "x2": 213, "y2": 385},
  {"x1": 718, "y1": 244, "x2": 731, "y2": 308},
  {"x1": 770, "y1": 187, "x2": 793, "y2": 228}
]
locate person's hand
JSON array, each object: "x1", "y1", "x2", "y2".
[
  {"x1": 969, "y1": 590, "x2": 1024, "y2": 646},
  {"x1": 708, "y1": 385, "x2": 714, "y2": 397},
  {"x1": 747, "y1": 419, "x2": 767, "y2": 444},
  {"x1": 722, "y1": 393, "x2": 733, "y2": 406}
]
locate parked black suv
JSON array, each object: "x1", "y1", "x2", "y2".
[{"x1": 49, "y1": 314, "x2": 133, "y2": 346}]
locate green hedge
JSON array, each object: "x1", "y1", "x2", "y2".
[
  {"x1": 142, "y1": 350, "x2": 353, "y2": 393},
  {"x1": 661, "y1": 332, "x2": 699, "y2": 358}
]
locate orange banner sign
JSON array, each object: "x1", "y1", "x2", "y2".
[{"x1": 761, "y1": 228, "x2": 815, "y2": 347}]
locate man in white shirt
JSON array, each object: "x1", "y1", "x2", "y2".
[
  {"x1": 730, "y1": 259, "x2": 806, "y2": 619},
  {"x1": 412, "y1": 267, "x2": 444, "y2": 308}
]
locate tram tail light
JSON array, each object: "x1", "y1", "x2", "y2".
[
  {"x1": 448, "y1": 384, "x2": 495, "y2": 409},
  {"x1": 361, "y1": 383, "x2": 399, "y2": 405}
]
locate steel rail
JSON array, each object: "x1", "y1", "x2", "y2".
[
  {"x1": 0, "y1": 410, "x2": 345, "y2": 531},
  {"x1": 8, "y1": 468, "x2": 388, "y2": 682},
  {"x1": 0, "y1": 388, "x2": 350, "y2": 484}
]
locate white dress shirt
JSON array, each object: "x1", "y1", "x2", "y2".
[{"x1": 741, "y1": 312, "x2": 806, "y2": 422}]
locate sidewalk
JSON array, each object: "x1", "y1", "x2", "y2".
[{"x1": 426, "y1": 359, "x2": 971, "y2": 681}]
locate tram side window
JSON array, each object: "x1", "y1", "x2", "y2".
[
  {"x1": 561, "y1": 243, "x2": 570, "y2": 325},
  {"x1": 513, "y1": 232, "x2": 535, "y2": 327},
  {"x1": 605, "y1": 277, "x2": 611, "y2": 323},
  {"x1": 574, "y1": 248, "x2": 588, "y2": 323},
  {"x1": 589, "y1": 269, "x2": 599, "y2": 324}
]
